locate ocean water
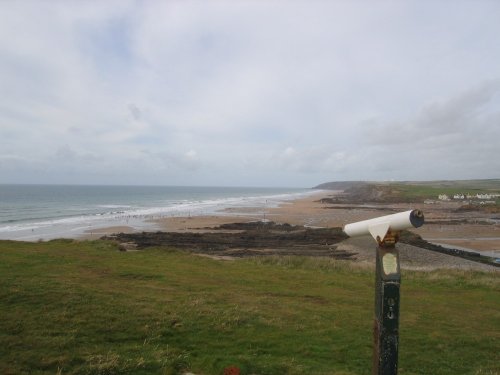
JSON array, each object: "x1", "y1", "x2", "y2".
[{"x1": 0, "y1": 185, "x2": 316, "y2": 241}]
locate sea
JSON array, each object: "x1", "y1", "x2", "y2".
[{"x1": 0, "y1": 184, "x2": 317, "y2": 241}]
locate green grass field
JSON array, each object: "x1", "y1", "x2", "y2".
[
  {"x1": 383, "y1": 180, "x2": 500, "y2": 202},
  {"x1": 0, "y1": 240, "x2": 498, "y2": 375}
]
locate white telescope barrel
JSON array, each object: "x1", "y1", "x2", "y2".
[{"x1": 343, "y1": 209, "x2": 424, "y2": 238}]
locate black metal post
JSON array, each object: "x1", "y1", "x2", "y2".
[{"x1": 373, "y1": 244, "x2": 401, "y2": 375}]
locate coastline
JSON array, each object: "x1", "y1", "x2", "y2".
[
  {"x1": 0, "y1": 186, "x2": 317, "y2": 242},
  {"x1": 2, "y1": 184, "x2": 498, "y2": 267},
  {"x1": 86, "y1": 190, "x2": 499, "y2": 267},
  {"x1": 97, "y1": 190, "x2": 498, "y2": 271},
  {"x1": 81, "y1": 190, "x2": 330, "y2": 239}
]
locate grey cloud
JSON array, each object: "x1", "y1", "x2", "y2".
[
  {"x1": 128, "y1": 103, "x2": 142, "y2": 121},
  {"x1": 364, "y1": 81, "x2": 500, "y2": 147},
  {"x1": 1, "y1": 1, "x2": 500, "y2": 186},
  {"x1": 137, "y1": 149, "x2": 203, "y2": 172},
  {"x1": 174, "y1": 150, "x2": 202, "y2": 171},
  {"x1": 0, "y1": 155, "x2": 33, "y2": 168},
  {"x1": 55, "y1": 145, "x2": 78, "y2": 162},
  {"x1": 53, "y1": 146, "x2": 102, "y2": 165},
  {"x1": 269, "y1": 146, "x2": 356, "y2": 175},
  {"x1": 334, "y1": 80, "x2": 500, "y2": 181},
  {"x1": 0, "y1": 155, "x2": 50, "y2": 183},
  {"x1": 415, "y1": 80, "x2": 500, "y2": 133}
]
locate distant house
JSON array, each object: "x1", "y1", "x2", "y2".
[
  {"x1": 477, "y1": 193, "x2": 492, "y2": 200},
  {"x1": 438, "y1": 194, "x2": 450, "y2": 201},
  {"x1": 453, "y1": 194, "x2": 465, "y2": 200}
]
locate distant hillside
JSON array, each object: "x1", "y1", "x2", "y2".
[
  {"x1": 394, "y1": 179, "x2": 500, "y2": 190},
  {"x1": 313, "y1": 181, "x2": 367, "y2": 190},
  {"x1": 314, "y1": 179, "x2": 500, "y2": 191},
  {"x1": 314, "y1": 179, "x2": 500, "y2": 206}
]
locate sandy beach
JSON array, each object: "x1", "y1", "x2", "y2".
[
  {"x1": 150, "y1": 193, "x2": 500, "y2": 254},
  {"x1": 87, "y1": 190, "x2": 499, "y2": 271}
]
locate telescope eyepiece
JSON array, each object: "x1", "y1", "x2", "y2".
[{"x1": 409, "y1": 209, "x2": 424, "y2": 228}]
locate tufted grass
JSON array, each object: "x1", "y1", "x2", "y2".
[{"x1": 0, "y1": 239, "x2": 498, "y2": 374}]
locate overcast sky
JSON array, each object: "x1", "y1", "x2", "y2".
[{"x1": 1, "y1": 1, "x2": 499, "y2": 187}]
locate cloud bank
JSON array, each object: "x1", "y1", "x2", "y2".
[{"x1": 1, "y1": 1, "x2": 499, "y2": 187}]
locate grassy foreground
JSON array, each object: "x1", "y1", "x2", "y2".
[{"x1": 0, "y1": 240, "x2": 498, "y2": 375}]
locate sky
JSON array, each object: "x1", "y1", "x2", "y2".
[{"x1": 1, "y1": 0, "x2": 499, "y2": 188}]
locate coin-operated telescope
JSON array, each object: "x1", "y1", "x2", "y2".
[{"x1": 343, "y1": 210, "x2": 424, "y2": 375}]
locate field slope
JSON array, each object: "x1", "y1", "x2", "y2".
[{"x1": 0, "y1": 239, "x2": 498, "y2": 374}]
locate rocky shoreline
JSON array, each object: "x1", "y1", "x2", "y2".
[
  {"x1": 102, "y1": 220, "x2": 499, "y2": 270},
  {"x1": 95, "y1": 185, "x2": 500, "y2": 271},
  {"x1": 104, "y1": 221, "x2": 353, "y2": 259}
]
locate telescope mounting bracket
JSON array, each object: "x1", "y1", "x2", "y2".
[{"x1": 368, "y1": 222, "x2": 400, "y2": 247}]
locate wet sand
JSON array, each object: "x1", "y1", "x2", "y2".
[{"x1": 81, "y1": 225, "x2": 137, "y2": 240}]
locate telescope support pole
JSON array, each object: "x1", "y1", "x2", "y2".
[{"x1": 373, "y1": 242, "x2": 400, "y2": 375}]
